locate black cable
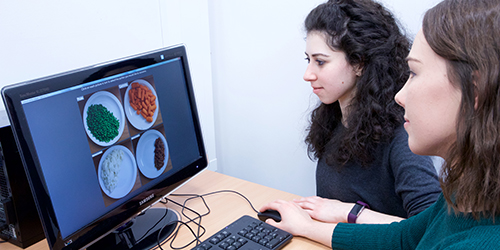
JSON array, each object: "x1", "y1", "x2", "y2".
[
  {"x1": 157, "y1": 219, "x2": 200, "y2": 250},
  {"x1": 129, "y1": 198, "x2": 204, "y2": 249},
  {"x1": 155, "y1": 189, "x2": 259, "y2": 249},
  {"x1": 167, "y1": 190, "x2": 257, "y2": 248},
  {"x1": 165, "y1": 198, "x2": 207, "y2": 241},
  {"x1": 161, "y1": 199, "x2": 205, "y2": 249},
  {"x1": 170, "y1": 189, "x2": 260, "y2": 213}
]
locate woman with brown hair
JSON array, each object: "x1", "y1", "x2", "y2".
[{"x1": 261, "y1": 0, "x2": 500, "y2": 248}]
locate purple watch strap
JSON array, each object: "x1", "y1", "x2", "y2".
[{"x1": 347, "y1": 201, "x2": 370, "y2": 223}]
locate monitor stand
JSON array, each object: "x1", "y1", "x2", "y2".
[{"x1": 88, "y1": 207, "x2": 178, "y2": 250}]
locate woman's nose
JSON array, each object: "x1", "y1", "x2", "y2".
[
  {"x1": 394, "y1": 84, "x2": 406, "y2": 108},
  {"x1": 303, "y1": 64, "x2": 317, "y2": 82}
]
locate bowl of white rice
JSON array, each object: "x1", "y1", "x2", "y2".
[{"x1": 98, "y1": 145, "x2": 137, "y2": 199}]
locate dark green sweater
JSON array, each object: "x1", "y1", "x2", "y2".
[{"x1": 332, "y1": 194, "x2": 500, "y2": 249}]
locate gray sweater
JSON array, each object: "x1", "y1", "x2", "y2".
[{"x1": 316, "y1": 126, "x2": 441, "y2": 218}]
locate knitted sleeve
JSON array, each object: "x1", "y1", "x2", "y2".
[
  {"x1": 331, "y1": 195, "x2": 442, "y2": 250},
  {"x1": 440, "y1": 226, "x2": 500, "y2": 249},
  {"x1": 389, "y1": 126, "x2": 441, "y2": 217}
]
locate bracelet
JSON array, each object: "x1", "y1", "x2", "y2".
[{"x1": 347, "y1": 201, "x2": 370, "y2": 223}]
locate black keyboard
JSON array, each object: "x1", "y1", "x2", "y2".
[{"x1": 191, "y1": 215, "x2": 293, "y2": 250}]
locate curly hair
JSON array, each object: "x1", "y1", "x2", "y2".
[
  {"x1": 304, "y1": 0, "x2": 410, "y2": 166},
  {"x1": 423, "y1": 0, "x2": 500, "y2": 218}
]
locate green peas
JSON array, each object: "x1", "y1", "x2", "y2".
[{"x1": 86, "y1": 104, "x2": 120, "y2": 143}]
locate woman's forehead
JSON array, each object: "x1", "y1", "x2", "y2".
[
  {"x1": 407, "y1": 30, "x2": 427, "y2": 63},
  {"x1": 408, "y1": 30, "x2": 447, "y2": 70}
]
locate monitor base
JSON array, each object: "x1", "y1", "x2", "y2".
[{"x1": 88, "y1": 207, "x2": 178, "y2": 250}]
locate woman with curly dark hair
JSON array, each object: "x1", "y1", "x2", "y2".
[
  {"x1": 279, "y1": 0, "x2": 441, "y2": 224},
  {"x1": 261, "y1": 0, "x2": 500, "y2": 248}
]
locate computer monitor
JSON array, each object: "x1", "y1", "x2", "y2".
[{"x1": 1, "y1": 44, "x2": 208, "y2": 249}]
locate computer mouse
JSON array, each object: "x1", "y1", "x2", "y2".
[{"x1": 257, "y1": 209, "x2": 282, "y2": 222}]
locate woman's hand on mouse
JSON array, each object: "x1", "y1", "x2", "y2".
[
  {"x1": 293, "y1": 196, "x2": 352, "y2": 223},
  {"x1": 260, "y1": 199, "x2": 314, "y2": 236},
  {"x1": 260, "y1": 199, "x2": 336, "y2": 248}
]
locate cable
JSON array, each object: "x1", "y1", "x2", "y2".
[
  {"x1": 166, "y1": 190, "x2": 259, "y2": 248},
  {"x1": 158, "y1": 219, "x2": 200, "y2": 250},
  {"x1": 165, "y1": 198, "x2": 207, "y2": 241},
  {"x1": 155, "y1": 189, "x2": 259, "y2": 249},
  {"x1": 170, "y1": 189, "x2": 260, "y2": 213},
  {"x1": 160, "y1": 201, "x2": 205, "y2": 249}
]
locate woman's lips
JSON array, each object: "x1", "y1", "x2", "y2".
[
  {"x1": 312, "y1": 86, "x2": 323, "y2": 94},
  {"x1": 403, "y1": 117, "x2": 410, "y2": 128}
]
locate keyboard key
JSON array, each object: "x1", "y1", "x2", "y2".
[
  {"x1": 266, "y1": 238, "x2": 281, "y2": 248},
  {"x1": 218, "y1": 242, "x2": 229, "y2": 249},
  {"x1": 191, "y1": 242, "x2": 212, "y2": 250}
]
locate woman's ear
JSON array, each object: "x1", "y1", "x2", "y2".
[
  {"x1": 354, "y1": 65, "x2": 363, "y2": 77},
  {"x1": 474, "y1": 89, "x2": 478, "y2": 109}
]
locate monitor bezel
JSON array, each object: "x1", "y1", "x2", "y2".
[{"x1": 1, "y1": 44, "x2": 208, "y2": 250}]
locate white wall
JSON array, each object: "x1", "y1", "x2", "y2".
[
  {"x1": 208, "y1": 0, "x2": 441, "y2": 197},
  {"x1": 208, "y1": 0, "x2": 324, "y2": 197},
  {"x1": 380, "y1": 0, "x2": 442, "y2": 38},
  {"x1": 0, "y1": 0, "x2": 218, "y2": 171}
]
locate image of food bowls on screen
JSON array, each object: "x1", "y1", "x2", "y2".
[
  {"x1": 98, "y1": 145, "x2": 138, "y2": 199},
  {"x1": 83, "y1": 91, "x2": 125, "y2": 147},
  {"x1": 124, "y1": 79, "x2": 159, "y2": 130},
  {"x1": 136, "y1": 129, "x2": 169, "y2": 179}
]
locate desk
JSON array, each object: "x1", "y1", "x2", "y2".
[{"x1": 4, "y1": 170, "x2": 329, "y2": 250}]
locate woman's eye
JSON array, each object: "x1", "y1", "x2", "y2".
[
  {"x1": 316, "y1": 60, "x2": 325, "y2": 66},
  {"x1": 408, "y1": 70, "x2": 416, "y2": 79}
]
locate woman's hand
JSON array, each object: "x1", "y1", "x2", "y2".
[
  {"x1": 259, "y1": 199, "x2": 315, "y2": 236},
  {"x1": 260, "y1": 200, "x2": 336, "y2": 248},
  {"x1": 293, "y1": 196, "x2": 352, "y2": 223}
]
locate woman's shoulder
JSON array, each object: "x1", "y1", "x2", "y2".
[
  {"x1": 387, "y1": 124, "x2": 417, "y2": 155},
  {"x1": 455, "y1": 225, "x2": 500, "y2": 248},
  {"x1": 391, "y1": 124, "x2": 409, "y2": 142},
  {"x1": 387, "y1": 124, "x2": 428, "y2": 159}
]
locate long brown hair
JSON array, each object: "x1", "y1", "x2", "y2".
[{"x1": 423, "y1": 0, "x2": 500, "y2": 218}]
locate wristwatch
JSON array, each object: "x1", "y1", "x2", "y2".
[{"x1": 347, "y1": 201, "x2": 370, "y2": 223}]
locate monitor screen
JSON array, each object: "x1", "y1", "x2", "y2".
[{"x1": 1, "y1": 44, "x2": 208, "y2": 250}]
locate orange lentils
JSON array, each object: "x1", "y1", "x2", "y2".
[{"x1": 128, "y1": 82, "x2": 156, "y2": 122}]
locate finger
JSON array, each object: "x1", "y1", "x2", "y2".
[
  {"x1": 259, "y1": 199, "x2": 286, "y2": 212},
  {"x1": 294, "y1": 200, "x2": 315, "y2": 210},
  {"x1": 293, "y1": 197, "x2": 307, "y2": 202},
  {"x1": 294, "y1": 201, "x2": 308, "y2": 209},
  {"x1": 266, "y1": 218, "x2": 278, "y2": 225},
  {"x1": 303, "y1": 209, "x2": 314, "y2": 217},
  {"x1": 297, "y1": 197, "x2": 318, "y2": 205},
  {"x1": 294, "y1": 196, "x2": 315, "y2": 202}
]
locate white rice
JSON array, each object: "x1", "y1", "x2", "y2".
[{"x1": 101, "y1": 148, "x2": 124, "y2": 193}]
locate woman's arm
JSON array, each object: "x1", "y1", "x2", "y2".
[
  {"x1": 294, "y1": 196, "x2": 404, "y2": 224},
  {"x1": 260, "y1": 195, "x2": 442, "y2": 249}
]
